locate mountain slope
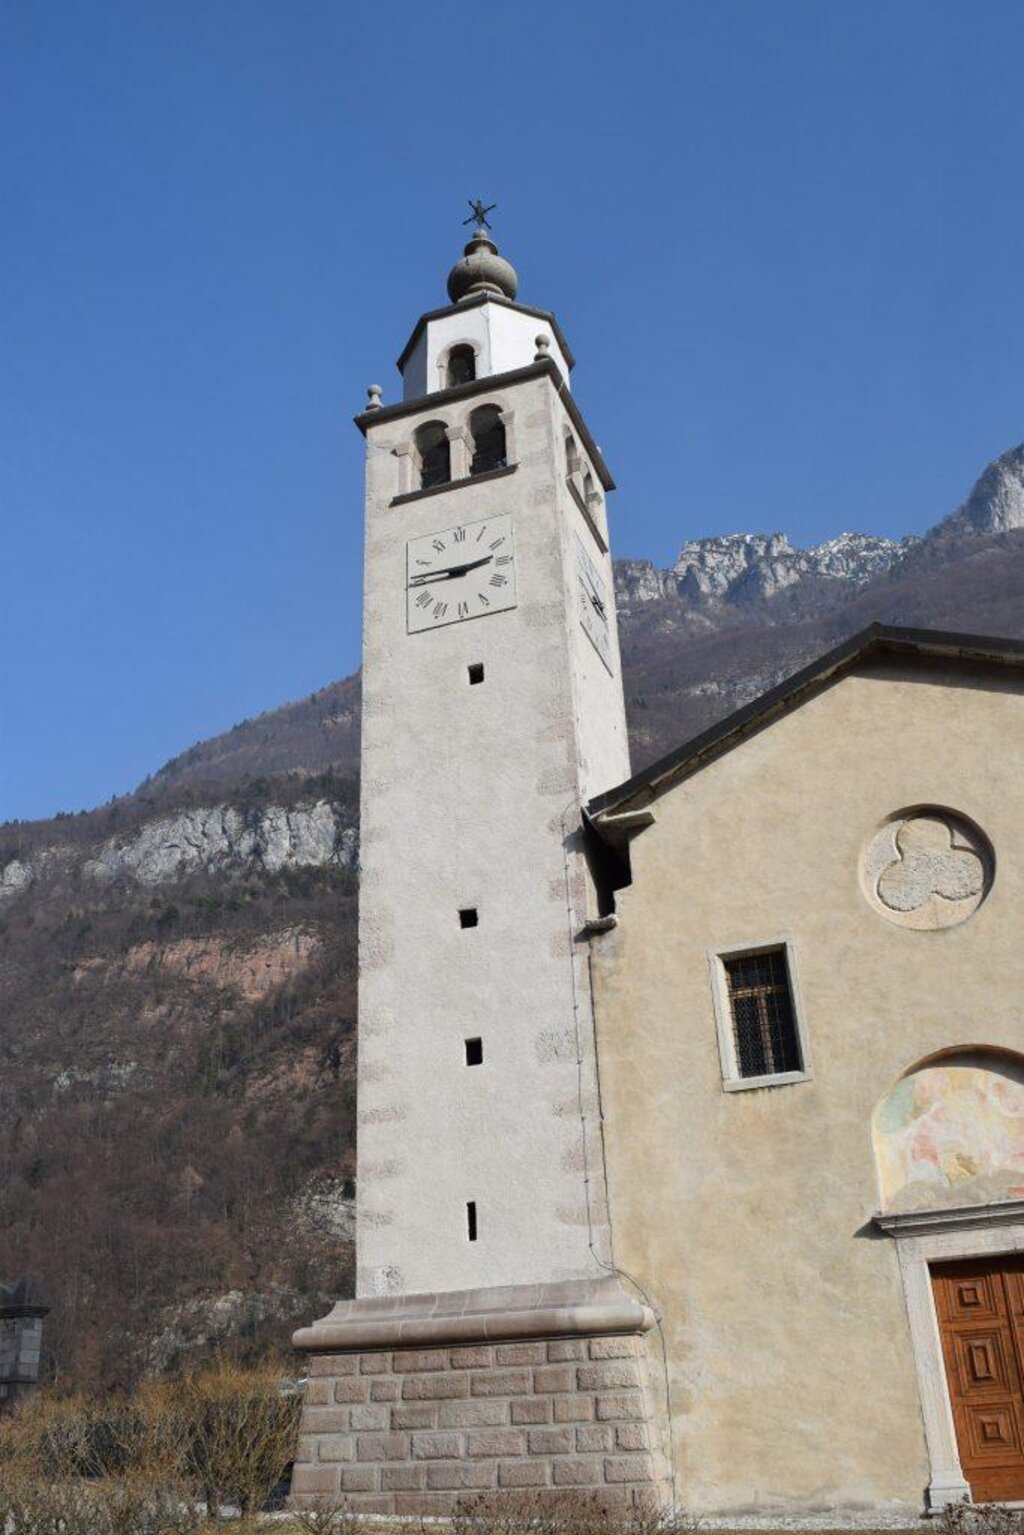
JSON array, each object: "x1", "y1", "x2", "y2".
[
  {"x1": 1, "y1": 441, "x2": 1021, "y2": 1389},
  {"x1": 145, "y1": 673, "x2": 362, "y2": 799},
  {"x1": 616, "y1": 444, "x2": 1024, "y2": 763}
]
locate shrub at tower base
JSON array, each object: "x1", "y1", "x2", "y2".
[{"x1": 0, "y1": 1361, "x2": 300, "y2": 1530}]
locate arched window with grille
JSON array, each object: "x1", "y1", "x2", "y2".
[
  {"x1": 415, "y1": 421, "x2": 451, "y2": 489},
  {"x1": 446, "y1": 345, "x2": 476, "y2": 388},
  {"x1": 469, "y1": 406, "x2": 506, "y2": 476}
]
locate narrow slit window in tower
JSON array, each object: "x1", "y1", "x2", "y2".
[
  {"x1": 466, "y1": 1201, "x2": 478, "y2": 1241},
  {"x1": 468, "y1": 663, "x2": 485, "y2": 685},
  {"x1": 465, "y1": 1037, "x2": 483, "y2": 1066}
]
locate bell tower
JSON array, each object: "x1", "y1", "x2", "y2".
[{"x1": 293, "y1": 213, "x2": 667, "y2": 1514}]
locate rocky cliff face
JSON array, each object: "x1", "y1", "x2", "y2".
[
  {"x1": 616, "y1": 529, "x2": 914, "y2": 612},
  {"x1": 1, "y1": 800, "x2": 357, "y2": 904},
  {"x1": 937, "y1": 442, "x2": 1024, "y2": 538},
  {"x1": 83, "y1": 800, "x2": 356, "y2": 887},
  {"x1": 616, "y1": 445, "x2": 1023, "y2": 621}
]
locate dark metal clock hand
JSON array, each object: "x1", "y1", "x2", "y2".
[
  {"x1": 581, "y1": 571, "x2": 607, "y2": 618},
  {"x1": 410, "y1": 555, "x2": 493, "y2": 586}
]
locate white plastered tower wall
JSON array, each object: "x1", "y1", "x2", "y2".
[
  {"x1": 355, "y1": 359, "x2": 629, "y2": 1297},
  {"x1": 292, "y1": 233, "x2": 670, "y2": 1514},
  {"x1": 400, "y1": 297, "x2": 572, "y2": 402}
]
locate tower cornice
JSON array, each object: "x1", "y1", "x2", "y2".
[{"x1": 355, "y1": 357, "x2": 614, "y2": 491}]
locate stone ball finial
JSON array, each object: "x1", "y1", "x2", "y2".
[
  {"x1": 447, "y1": 231, "x2": 518, "y2": 305},
  {"x1": 366, "y1": 384, "x2": 382, "y2": 411},
  {"x1": 534, "y1": 334, "x2": 550, "y2": 363}
]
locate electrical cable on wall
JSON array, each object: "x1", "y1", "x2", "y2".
[{"x1": 559, "y1": 799, "x2": 680, "y2": 1512}]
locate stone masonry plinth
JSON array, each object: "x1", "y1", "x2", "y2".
[{"x1": 291, "y1": 1279, "x2": 669, "y2": 1515}]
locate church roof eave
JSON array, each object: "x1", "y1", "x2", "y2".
[{"x1": 588, "y1": 623, "x2": 1024, "y2": 830}]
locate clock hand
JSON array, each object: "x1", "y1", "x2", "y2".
[
  {"x1": 410, "y1": 555, "x2": 493, "y2": 586},
  {"x1": 581, "y1": 572, "x2": 607, "y2": 617}
]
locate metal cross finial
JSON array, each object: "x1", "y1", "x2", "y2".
[{"x1": 463, "y1": 199, "x2": 497, "y2": 232}]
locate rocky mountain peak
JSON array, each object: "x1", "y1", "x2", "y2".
[
  {"x1": 616, "y1": 526, "x2": 910, "y2": 612},
  {"x1": 938, "y1": 443, "x2": 1024, "y2": 538}
]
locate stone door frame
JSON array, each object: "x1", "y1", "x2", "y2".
[{"x1": 876, "y1": 1200, "x2": 1024, "y2": 1511}]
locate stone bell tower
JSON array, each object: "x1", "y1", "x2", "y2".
[{"x1": 292, "y1": 212, "x2": 668, "y2": 1513}]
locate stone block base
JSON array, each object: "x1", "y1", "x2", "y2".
[{"x1": 291, "y1": 1279, "x2": 668, "y2": 1514}]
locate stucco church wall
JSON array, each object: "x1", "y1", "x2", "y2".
[{"x1": 591, "y1": 660, "x2": 1024, "y2": 1513}]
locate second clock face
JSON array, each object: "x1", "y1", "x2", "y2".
[
  {"x1": 575, "y1": 535, "x2": 614, "y2": 673},
  {"x1": 407, "y1": 513, "x2": 517, "y2": 632}
]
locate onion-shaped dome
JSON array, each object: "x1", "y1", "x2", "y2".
[{"x1": 446, "y1": 230, "x2": 518, "y2": 304}]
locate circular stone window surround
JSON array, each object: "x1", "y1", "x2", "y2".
[{"x1": 861, "y1": 806, "x2": 994, "y2": 931}]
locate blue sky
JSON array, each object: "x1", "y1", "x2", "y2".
[{"x1": 3, "y1": 0, "x2": 1023, "y2": 822}]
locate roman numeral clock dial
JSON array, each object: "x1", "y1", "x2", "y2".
[{"x1": 407, "y1": 513, "x2": 518, "y2": 632}]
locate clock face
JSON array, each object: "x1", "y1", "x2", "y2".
[
  {"x1": 407, "y1": 513, "x2": 517, "y2": 632},
  {"x1": 575, "y1": 535, "x2": 614, "y2": 673}
]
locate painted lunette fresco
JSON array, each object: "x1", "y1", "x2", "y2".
[{"x1": 874, "y1": 1054, "x2": 1024, "y2": 1210}]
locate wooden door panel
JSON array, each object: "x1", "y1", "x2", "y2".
[
  {"x1": 961, "y1": 1402, "x2": 1024, "y2": 1461},
  {"x1": 932, "y1": 1257, "x2": 1024, "y2": 1503},
  {"x1": 949, "y1": 1327, "x2": 1020, "y2": 1397},
  {"x1": 943, "y1": 1274, "x2": 1004, "y2": 1324}
]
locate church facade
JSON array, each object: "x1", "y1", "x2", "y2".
[{"x1": 292, "y1": 226, "x2": 1024, "y2": 1516}]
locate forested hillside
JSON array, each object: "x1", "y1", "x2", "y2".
[{"x1": 1, "y1": 443, "x2": 1021, "y2": 1389}]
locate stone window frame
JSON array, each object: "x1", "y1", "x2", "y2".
[
  {"x1": 707, "y1": 936, "x2": 813, "y2": 1093},
  {"x1": 875, "y1": 1199, "x2": 1024, "y2": 1510}
]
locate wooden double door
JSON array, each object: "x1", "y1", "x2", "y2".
[{"x1": 932, "y1": 1256, "x2": 1024, "y2": 1502}]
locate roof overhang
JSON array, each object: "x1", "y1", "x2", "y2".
[{"x1": 588, "y1": 623, "x2": 1024, "y2": 834}]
